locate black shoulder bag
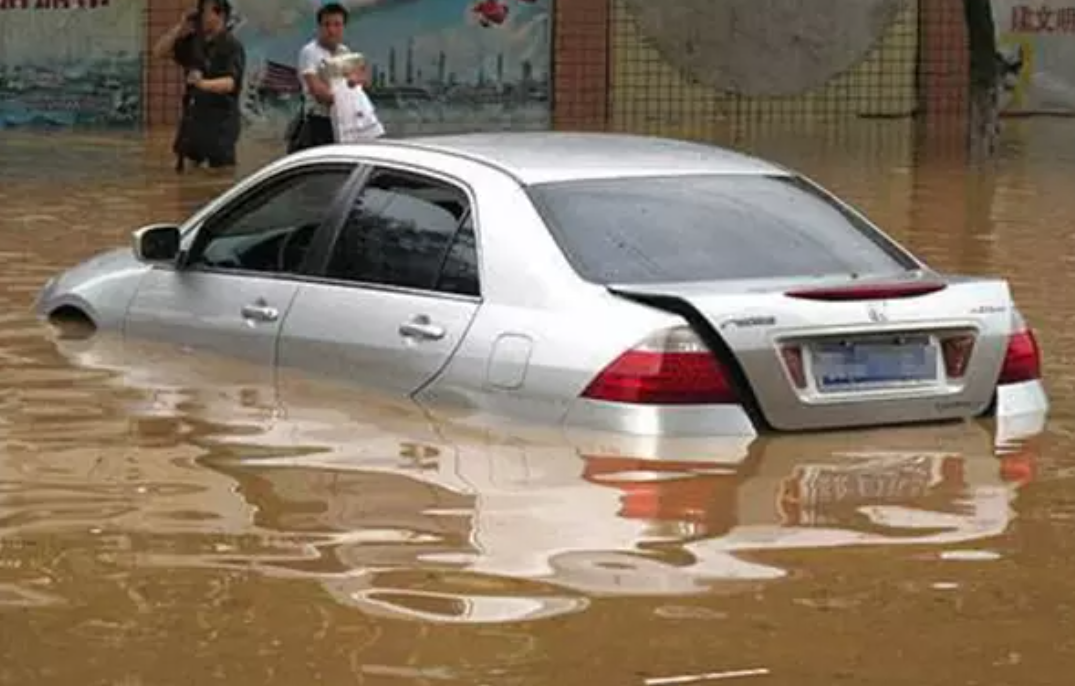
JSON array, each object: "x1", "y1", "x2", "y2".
[{"x1": 284, "y1": 93, "x2": 310, "y2": 154}]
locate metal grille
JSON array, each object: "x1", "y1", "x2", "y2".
[
  {"x1": 553, "y1": 0, "x2": 975, "y2": 142},
  {"x1": 611, "y1": 0, "x2": 917, "y2": 137}
]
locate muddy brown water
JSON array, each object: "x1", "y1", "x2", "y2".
[{"x1": 0, "y1": 123, "x2": 1074, "y2": 685}]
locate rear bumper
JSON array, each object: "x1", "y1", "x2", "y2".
[
  {"x1": 992, "y1": 379, "x2": 1049, "y2": 442},
  {"x1": 561, "y1": 379, "x2": 1049, "y2": 441},
  {"x1": 994, "y1": 379, "x2": 1049, "y2": 417}
]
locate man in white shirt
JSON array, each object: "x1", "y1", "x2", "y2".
[{"x1": 287, "y1": 2, "x2": 366, "y2": 151}]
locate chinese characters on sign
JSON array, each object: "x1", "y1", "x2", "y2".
[{"x1": 1009, "y1": 4, "x2": 1075, "y2": 32}]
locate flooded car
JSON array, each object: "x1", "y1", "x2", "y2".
[{"x1": 34, "y1": 132, "x2": 1049, "y2": 438}]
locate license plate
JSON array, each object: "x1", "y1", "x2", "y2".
[{"x1": 811, "y1": 336, "x2": 937, "y2": 392}]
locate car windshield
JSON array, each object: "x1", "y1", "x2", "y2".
[{"x1": 525, "y1": 174, "x2": 918, "y2": 285}]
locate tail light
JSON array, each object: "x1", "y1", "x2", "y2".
[
  {"x1": 998, "y1": 328, "x2": 1041, "y2": 384},
  {"x1": 581, "y1": 327, "x2": 737, "y2": 405}
]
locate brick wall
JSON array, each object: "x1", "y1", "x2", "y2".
[
  {"x1": 550, "y1": 0, "x2": 609, "y2": 131},
  {"x1": 144, "y1": 0, "x2": 186, "y2": 127},
  {"x1": 918, "y1": 0, "x2": 970, "y2": 123}
]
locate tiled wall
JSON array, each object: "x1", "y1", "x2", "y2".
[
  {"x1": 550, "y1": 0, "x2": 609, "y2": 131},
  {"x1": 143, "y1": 0, "x2": 186, "y2": 128},
  {"x1": 918, "y1": 0, "x2": 970, "y2": 124}
]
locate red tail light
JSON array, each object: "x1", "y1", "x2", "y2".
[
  {"x1": 998, "y1": 328, "x2": 1041, "y2": 384},
  {"x1": 581, "y1": 327, "x2": 737, "y2": 405},
  {"x1": 785, "y1": 282, "x2": 946, "y2": 301}
]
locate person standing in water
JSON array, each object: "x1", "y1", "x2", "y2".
[
  {"x1": 153, "y1": 0, "x2": 246, "y2": 172},
  {"x1": 287, "y1": 2, "x2": 369, "y2": 152}
]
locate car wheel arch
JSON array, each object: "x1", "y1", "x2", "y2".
[{"x1": 45, "y1": 302, "x2": 98, "y2": 336}]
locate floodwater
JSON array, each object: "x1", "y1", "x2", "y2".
[{"x1": 1, "y1": 122, "x2": 1074, "y2": 685}]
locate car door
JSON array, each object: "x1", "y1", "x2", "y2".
[
  {"x1": 124, "y1": 162, "x2": 362, "y2": 373},
  {"x1": 276, "y1": 164, "x2": 482, "y2": 397}
]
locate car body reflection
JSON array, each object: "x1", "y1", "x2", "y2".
[{"x1": 50, "y1": 333, "x2": 1046, "y2": 624}]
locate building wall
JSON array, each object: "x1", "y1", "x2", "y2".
[
  {"x1": 550, "y1": 0, "x2": 609, "y2": 131},
  {"x1": 145, "y1": 0, "x2": 555, "y2": 136},
  {"x1": 609, "y1": 0, "x2": 920, "y2": 139},
  {"x1": 0, "y1": 0, "x2": 145, "y2": 129},
  {"x1": 918, "y1": 0, "x2": 971, "y2": 124},
  {"x1": 551, "y1": 0, "x2": 970, "y2": 137},
  {"x1": 144, "y1": 0, "x2": 187, "y2": 128},
  {"x1": 0, "y1": 0, "x2": 970, "y2": 133}
]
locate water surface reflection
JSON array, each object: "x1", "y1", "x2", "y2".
[{"x1": 4, "y1": 333, "x2": 1041, "y2": 628}]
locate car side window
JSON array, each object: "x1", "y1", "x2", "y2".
[
  {"x1": 189, "y1": 167, "x2": 354, "y2": 274},
  {"x1": 325, "y1": 168, "x2": 479, "y2": 295}
]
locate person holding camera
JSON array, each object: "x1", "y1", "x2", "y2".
[{"x1": 153, "y1": 0, "x2": 246, "y2": 172}]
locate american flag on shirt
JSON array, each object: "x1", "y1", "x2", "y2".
[{"x1": 261, "y1": 61, "x2": 302, "y2": 94}]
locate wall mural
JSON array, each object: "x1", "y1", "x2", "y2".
[
  {"x1": 0, "y1": 0, "x2": 143, "y2": 129},
  {"x1": 993, "y1": 0, "x2": 1075, "y2": 113},
  {"x1": 230, "y1": 0, "x2": 552, "y2": 139}
]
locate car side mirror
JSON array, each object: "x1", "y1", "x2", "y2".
[{"x1": 132, "y1": 224, "x2": 181, "y2": 263}]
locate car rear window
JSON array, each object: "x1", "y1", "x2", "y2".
[{"x1": 525, "y1": 174, "x2": 917, "y2": 285}]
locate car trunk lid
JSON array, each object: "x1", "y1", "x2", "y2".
[{"x1": 609, "y1": 272, "x2": 1015, "y2": 431}]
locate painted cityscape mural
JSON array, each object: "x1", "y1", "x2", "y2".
[
  {"x1": 0, "y1": 0, "x2": 143, "y2": 129},
  {"x1": 232, "y1": 0, "x2": 552, "y2": 138}
]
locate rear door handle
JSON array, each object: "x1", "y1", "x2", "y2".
[
  {"x1": 241, "y1": 301, "x2": 279, "y2": 323},
  {"x1": 399, "y1": 315, "x2": 446, "y2": 341}
]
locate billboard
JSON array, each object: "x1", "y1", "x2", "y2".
[
  {"x1": 993, "y1": 0, "x2": 1075, "y2": 113},
  {"x1": 230, "y1": 0, "x2": 552, "y2": 139},
  {"x1": 0, "y1": 0, "x2": 143, "y2": 128}
]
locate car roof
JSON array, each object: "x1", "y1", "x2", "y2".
[{"x1": 339, "y1": 132, "x2": 789, "y2": 185}]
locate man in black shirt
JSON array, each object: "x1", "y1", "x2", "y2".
[{"x1": 153, "y1": 0, "x2": 246, "y2": 171}]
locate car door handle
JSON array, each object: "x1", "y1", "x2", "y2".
[
  {"x1": 399, "y1": 316, "x2": 446, "y2": 341},
  {"x1": 241, "y1": 302, "x2": 279, "y2": 323}
]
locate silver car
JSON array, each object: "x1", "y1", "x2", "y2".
[{"x1": 34, "y1": 132, "x2": 1050, "y2": 438}]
